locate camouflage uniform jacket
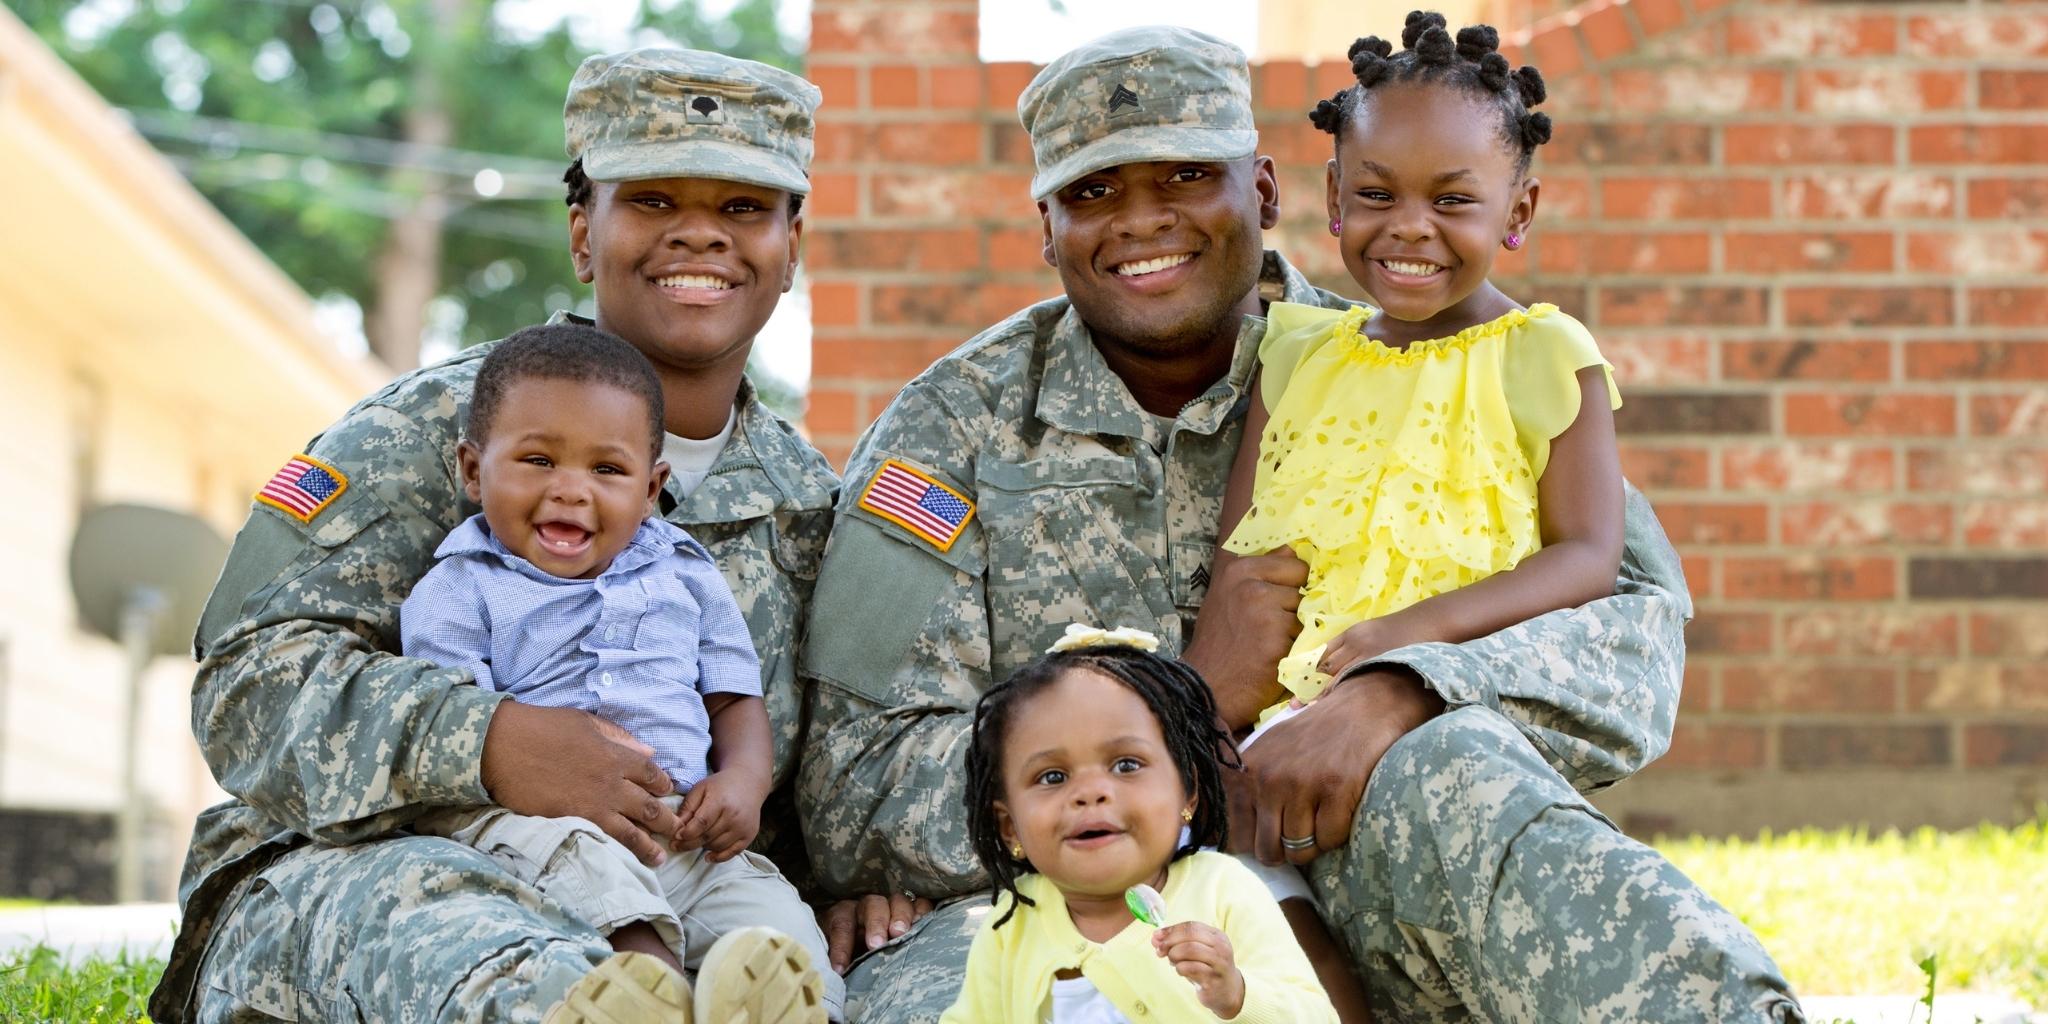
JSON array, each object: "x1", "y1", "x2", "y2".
[
  {"x1": 798, "y1": 251, "x2": 1692, "y2": 900},
  {"x1": 154, "y1": 317, "x2": 837, "y2": 1020}
]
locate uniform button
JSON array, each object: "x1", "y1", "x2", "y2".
[
  {"x1": 1133, "y1": 1001, "x2": 1148, "y2": 1015},
  {"x1": 606, "y1": 626, "x2": 617, "y2": 641},
  {"x1": 601, "y1": 672, "x2": 614, "y2": 687}
]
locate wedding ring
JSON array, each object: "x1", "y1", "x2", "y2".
[{"x1": 1280, "y1": 833, "x2": 1318, "y2": 851}]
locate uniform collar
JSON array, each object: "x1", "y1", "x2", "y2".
[
  {"x1": 1035, "y1": 250, "x2": 1330, "y2": 442},
  {"x1": 668, "y1": 376, "x2": 838, "y2": 523},
  {"x1": 543, "y1": 311, "x2": 838, "y2": 525}
]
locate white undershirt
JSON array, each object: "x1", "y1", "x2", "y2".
[
  {"x1": 1048, "y1": 976, "x2": 1131, "y2": 1024},
  {"x1": 661, "y1": 408, "x2": 736, "y2": 499}
]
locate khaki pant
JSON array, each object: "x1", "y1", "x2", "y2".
[{"x1": 419, "y1": 797, "x2": 845, "y2": 1019}]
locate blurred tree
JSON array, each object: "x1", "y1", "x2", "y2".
[{"x1": 14, "y1": 0, "x2": 801, "y2": 393}]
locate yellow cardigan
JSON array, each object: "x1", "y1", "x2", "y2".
[{"x1": 939, "y1": 852, "x2": 1337, "y2": 1023}]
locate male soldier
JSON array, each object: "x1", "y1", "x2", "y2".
[
  {"x1": 154, "y1": 50, "x2": 847, "y2": 1022},
  {"x1": 798, "y1": 27, "x2": 1805, "y2": 1023}
]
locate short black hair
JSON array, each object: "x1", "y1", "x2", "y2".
[
  {"x1": 466, "y1": 322, "x2": 665, "y2": 463},
  {"x1": 1311, "y1": 11, "x2": 1553, "y2": 177},
  {"x1": 563, "y1": 158, "x2": 806, "y2": 218},
  {"x1": 965, "y1": 645, "x2": 1237, "y2": 929}
]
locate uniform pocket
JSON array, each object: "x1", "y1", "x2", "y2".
[
  {"x1": 976, "y1": 458, "x2": 1172, "y2": 677},
  {"x1": 201, "y1": 867, "x2": 306, "y2": 1020}
]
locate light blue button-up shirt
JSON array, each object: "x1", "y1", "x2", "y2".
[{"x1": 400, "y1": 514, "x2": 760, "y2": 790}]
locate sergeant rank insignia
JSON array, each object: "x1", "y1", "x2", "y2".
[
  {"x1": 256, "y1": 454, "x2": 348, "y2": 523},
  {"x1": 859, "y1": 459, "x2": 975, "y2": 553},
  {"x1": 1108, "y1": 83, "x2": 1141, "y2": 113}
]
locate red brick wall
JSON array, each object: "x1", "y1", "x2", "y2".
[{"x1": 805, "y1": 0, "x2": 2048, "y2": 835}]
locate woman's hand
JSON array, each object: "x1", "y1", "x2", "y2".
[{"x1": 480, "y1": 702, "x2": 680, "y2": 867}]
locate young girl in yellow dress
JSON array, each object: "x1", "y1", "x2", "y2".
[{"x1": 1223, "y1": 10, "x2": 1625, "y2": 738}]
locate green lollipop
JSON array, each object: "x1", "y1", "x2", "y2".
[{"x1": 1124, "y1": 883, "x2": 1166, "y2": 927}]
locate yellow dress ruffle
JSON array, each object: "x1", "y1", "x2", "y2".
[{"x1": 1225, "y1": 301, "x2": 1621, "y2": 712}]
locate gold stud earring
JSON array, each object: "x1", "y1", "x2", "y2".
[
  {"x1": 1010, "y1": 843, "x2": 1025, "y2": 860},
  {"x1": 1181, "y1": 807, "x2": 1194, "y2": 823}
]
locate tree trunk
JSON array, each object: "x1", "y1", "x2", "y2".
[{"x1": 364, "y1": 0, "x2": 463, "y2": 370}]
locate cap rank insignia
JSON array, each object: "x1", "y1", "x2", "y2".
[
  {"x1": 1107, "y1": 83, "x2": 1141, "y2": 113},
  {"x1": 687, "y1": 95, "x2": 723, "y2": 123}
]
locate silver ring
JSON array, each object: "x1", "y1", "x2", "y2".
[{"x1": 1280, "y1": 833, "x2": 1317, "y2": 851}]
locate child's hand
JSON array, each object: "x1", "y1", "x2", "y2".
[
  {"x1": 1152, "y1": 922, "x2": 1245, "y2": 1019},
  {"x1": 1316, "y1": 616, "x2": 1414, "y2": 679},
  {"x1": 671, "y1": 770, "x2": 765, "y2": 862}
]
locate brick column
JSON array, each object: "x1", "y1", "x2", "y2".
[{"x1": 806, "y1": 0, "x2": 1046, "y2": 466}]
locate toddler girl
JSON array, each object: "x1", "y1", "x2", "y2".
[
  {"x1": 1223, "y1": 10, "x2": 1623, "y2": 736},
  {"x1": 941, "y1": 626, "x2": 1337, "y2": 1024}
]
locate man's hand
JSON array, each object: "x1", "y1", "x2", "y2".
[
  {"x1": 671, "y1": 770, "x2": 767, "y2": 862},
  {"x1": 480, "y1": 701, "x2": 680, "y2": 867},
  {"x1": 1184, "y1": 549, "x2": 1308, "y2": 729},
  {"x1": 1153, "y1": 922, "x2": 1245, "y2": 1018},
  {"x1": 817, "y1": 893, "x2": 935, "y2": 974},
  {"x1": 1233, "y1": 669, "x2": 1446, "y2": 865}
]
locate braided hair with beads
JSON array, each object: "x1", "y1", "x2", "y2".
[
  {"x1": 1310, "y1": 10, "x2": 1553, "y2": 176},
  {"x1": 963, "y1": 644, "x2": 1238, "y2": 930}
]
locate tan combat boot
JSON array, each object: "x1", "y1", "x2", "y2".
[
  {"x1": 543, "y1": 950, "x2": 693, "y2": 1024},
  {"x1": 693, "y1": 927, "x2": 828, "y2": 1023}
]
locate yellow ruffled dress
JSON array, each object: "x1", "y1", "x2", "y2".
[{"x1": 1224, "y1": 302, "x2": 1621, "y2": 715}]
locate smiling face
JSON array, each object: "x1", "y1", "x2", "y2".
[
  {"x1": 1327, "y1": 82, "x2": 1538, "y2": 342},
  {"x1": 570, "y1": 176, "x2": 802, "y2": 375},
  {"x1": 459, "y1": 376, "x2": 668, "y2": 580},
  {"x1": 994, "y1": 668, "x2": 1196, "y2": 900},
  {"x1": 1040, "y1": 157, "x2": 1280, "y2": 362}
]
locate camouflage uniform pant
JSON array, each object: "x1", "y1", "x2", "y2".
[
  {"x1": 194, "y1": 835, "x2": 613, "y2": 1023},
  {"x1": 843, "y1": 707, "x2": 1805, "y2": 1024}
]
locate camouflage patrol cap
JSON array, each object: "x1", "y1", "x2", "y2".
[
  {"x1": 1018, "y1": 26, "x2": 1256, "y2": 201},
  {"x1": 565, "y1": 48, "x2": 820, "y2": 195}
]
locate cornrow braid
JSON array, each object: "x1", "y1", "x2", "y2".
[
  {"x1": 964, "y1": 645, "x2": 1238, "y2": 930},
  {"x1": 1309, "y1": 9, "x2": 1554, "y2": 176}
]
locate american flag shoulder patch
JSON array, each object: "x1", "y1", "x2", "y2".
[
  {"x1": 255, "y1": 454, "x2": 349, "y2": 523},
  {"x1": 858, "y1": 459, "x2": 975, "y2": 553}
]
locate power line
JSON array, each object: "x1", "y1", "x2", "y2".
[
  {"x1": 123, "y1": 107, "x2": 566, "y2": 190},
  {"x1": 164, "y1": 154, "x2": 568, "y2": 246}
]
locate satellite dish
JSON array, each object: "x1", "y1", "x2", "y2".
[{"x1": 68, "y1": 503, "x2": 228, "y2": 658}]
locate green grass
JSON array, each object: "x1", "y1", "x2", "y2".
[
  {"x1": 0, "y1": 944, "x2": 161, "y2": 1023},
  {"x1": 1664, "y1": 819, "x2": 2048, "y2": 1007},
  {"x1": 0, "y1": 821, "x2": 2038, "y2": 1022}
]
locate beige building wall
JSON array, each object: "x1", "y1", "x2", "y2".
[{"x1": 0, "y1": 7, "x2": 383, "y2": 897}]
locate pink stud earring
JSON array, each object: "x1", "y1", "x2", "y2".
[
  {"x1": 1329, "y1": 218, "x2": 1342, "y2": 237},
  {"x1": 1504, "y1": 233, "x2": 1523, "y2": 250}
]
